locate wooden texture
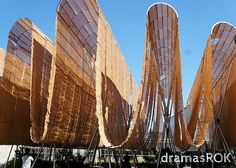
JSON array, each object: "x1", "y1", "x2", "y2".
[{"x1": 0, "y1": 1, "x2": 235, "y2": 150}]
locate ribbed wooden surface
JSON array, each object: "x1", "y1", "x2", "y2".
[
  {"x1": 210, "y1": 23, "x2": 236, "y2": 148},
  {"x1": 0, "y1": 1, "x2": 235, "y2": 150}
]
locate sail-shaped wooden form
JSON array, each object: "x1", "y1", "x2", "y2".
[
  {"x1": 209, "y1": 22, "x2": 236, "y2": 149},
  {"x1": 0, "y1": 1, "x2": 235, "y2": 151},
  {"x1": 0, "y1": 18, "x2": 53, "y2": 145}
]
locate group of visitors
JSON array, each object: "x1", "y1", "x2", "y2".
[
  {"x1": 21, "y1": 148, "x2": 134, "y2": 168},
  {"x1": 21, "y1": 148, "x2": 89, "y2": 168},
  {"x1": 55, "y1": 152, "x2": 89, "y2": 168}
]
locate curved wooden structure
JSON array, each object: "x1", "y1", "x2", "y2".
[
  {"x1": 0, "y1": 49, "x2": 5, "y2": 76},
  {"x1": 209, "y1": 22, "x2": 236, "y2": 148},
  {"x1": 0, "y1": 1, "x2": 235, "y2": 151},
  {"x1": 176, "y1": 36, "x2": 213, "y2": 149},
  {"x1": 129, "y1": 3, "x2": 181, "y2": 149},
  {"x1": 0, "y1": 18, "x2": 41, "y2": 145},
  {"x1": 38, "y1": 0, "x2": 99, "y2": 146},
  {"x1": 95, "y1": 2, "x2": 139, "y2": 148}
]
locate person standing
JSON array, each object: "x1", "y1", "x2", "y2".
[
  {"x1": 22, "y1": 148, "x2": 34, "y2": 168},
  {"x1": 122, "y1": 152, "x2": 131, "y2": 168}
]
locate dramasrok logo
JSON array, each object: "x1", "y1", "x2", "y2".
[{"x1": 161, "y1": 153, "x2": 232, "y2": 163}]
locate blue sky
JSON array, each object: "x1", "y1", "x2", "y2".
[{"x1": 0, "y1": 0, "x2": 235, "y2": 104}]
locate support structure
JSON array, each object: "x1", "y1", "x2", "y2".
[
  {"x1": 48, "y1": 145, "x2": 53, "y2": 161},
  {"x1": 13, "y1": 145, "x2": 18, "y2": 168},
  {"x1": 156, "y1": 110, "x2": 179, "y2": 168},
  {"x1": 211, "y1": 62, "x2": 236, "y2": 167},
  {"x1": 91, "y1": 135, "x2": 100, "y2": 168},
  {"x1": 4, "y1": 145, "x2": 13, "y2": 168},
  {"x1": 31, "y1": 144, "x2": 44, "y2": 168},
  {"x1": 112, "y1": 149, "x2": 119, "y2": 167},
  {"x1": 132, "y1": 150, "x2": 139, "y2": 168},
  {"x1": 87, "y1": 125, "x2": 98, "y2": 153},
  {"x1": 53, "y1": 145, "x2": 56, "y2": 168},
  {"x1": 107, "y1": 148, "x2": 112, "y2": 168}
]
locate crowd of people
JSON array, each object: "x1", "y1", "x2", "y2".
[
  {"x1": 19, "y1": 148, "x2": 91, "y2": 168},
  {"x1": 19, "y1": 148, "x2": 134, "y2": 168},
  {"x1": 54, "y1": 152, "x2": 90, "y2": 168},
  {"x1": 12, "y1": 147, "x2": 236, "y2": 168}
]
